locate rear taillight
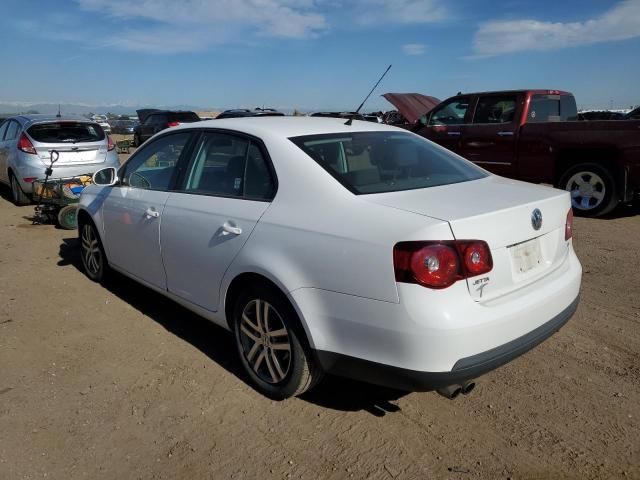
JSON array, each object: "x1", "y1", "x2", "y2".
[
  {"x1": 565, "y1": 208, "x2": 573, "y2": 241},
  {"x1": 107, "y1": 135, "x2": 116, "y2": 151},
  {"x1": 22, "y1": 177, "x2": 38, "y2": 183},
  {"x1": 394, "y1": 240, "x2": 493, "y2": 289},
  {"x1": 18, "y1": 133, "x2": 37, "y2": 154},
  {"x1": 167, "y1": 121, "x2": 179, "y2": 127}
]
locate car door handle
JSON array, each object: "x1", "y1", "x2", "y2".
[
  {"x1": 447, "y1": 131, "x2": 461, "y2": 136},
  {"x1": 497, "y1": 131, "x2": 514, "y2": 136},
  {"x1": 145, "y1": 208, "x2": 160, "y2": 219},
  {"x1": 221, "y1": 222, "x2": 242, "y2": 236}
]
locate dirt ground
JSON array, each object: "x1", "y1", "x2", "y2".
[{"x1": 0, "y1": 162, "x2": 639, "y2": 479}]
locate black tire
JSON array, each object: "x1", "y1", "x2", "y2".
[
  {"x1": 9, "y1": 173, "x2": 31, "y2": 206},
  {"x1": 558, "y1": 163, "x2": 619, "y2": 217},
  {"x1": 233, "y1": 283, "x2": 322, "y2": 399},
  {"x1": 79, "y1": 219, "x2": 108, "y2": 282},
  {"x1": 133, "y1": 134, "x2": 141, "y2": 148},
  {"x1": 57, "y1": 205, "x2": 78, "y2": 230}
]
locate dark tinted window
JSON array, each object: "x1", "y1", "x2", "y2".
[
  {"x1": 182, "y1": 133, "x2": 275, "y2": 200},
  {"x1": 122, "y1": 132, "x2": 191, "y2": 190},
  {"x1": 291, "y1": 131, "x2": 487, "y2": 195},
  {"x1": 528, "y1": 94, "x2": 578, "y2": 122},
  {"x1": 27, "y1": 122, "x2": 105, "y2": 143},
  {"x1": 168, "y1": 112, "x2": 200, "y2": 123},
  {"x1": 428, "y1": 97, "x2": 470, "y2": 126},
  {"x1": 0, "y1": 122, "x2": 8, "y2": 140},
  {"x1": 473, "y1": 96, "x2": 517, "y2": 124}
]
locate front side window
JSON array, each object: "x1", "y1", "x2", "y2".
[
  {"x1": 27, "y1": 122, "x2": 104, "y2": 143},
  {"x1": 121, "y1": 132, "x2": 191, "y2": 190},
  {"x1": 428, "y1": 97, "x2": 470, "y2": 126},
  {"x1": 182, "y1": 132, "x2": 275, "y2": 200},
  {"x1": 473, "y1": 96, "x2": 517, "y2": 124},
  {"x1": 290, "y1": 131, "x2": 487, "y2": 195}
]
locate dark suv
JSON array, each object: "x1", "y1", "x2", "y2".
[{"x1": 133, "y1": 110, "x2": 200, "y2": 146}]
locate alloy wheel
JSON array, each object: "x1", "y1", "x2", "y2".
[
  {"x1": 566, "y1": 171, "x2": 606, "y2": 211},
  {"x1": 81, "y1": 224, "x2": 102, "y2": 276},
  {"x1": 238, "y1": 299, "x2": 291, "y2": 384}
]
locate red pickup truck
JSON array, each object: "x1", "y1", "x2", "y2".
[{"x1": 385, "y1": 90, "x2": 640, "y2": 217}]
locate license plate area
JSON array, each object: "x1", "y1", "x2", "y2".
[{"x1": 509, "y1": 237, "x2": 542, "y2": 274}]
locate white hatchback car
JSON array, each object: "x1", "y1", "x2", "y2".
[{"x1": 78, "y1": 117, "x2": 581, "y2": 399}]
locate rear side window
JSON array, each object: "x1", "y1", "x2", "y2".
[
  {"x1": 27, "y1": 122, "x2": 105, "y2": 143},
  {"x1": 182, "y1": 132, "x2": 275, "y2": 200},
  {"x1": 528, "y1": 94, "x2": 578, "y2": 122},
  {"x1": 290, "y1": 131, "x2": 487, "y2": 195},
  {"x1": 0, "y1": 122, "x2": 8, "y2": 140},
  {"x1": 169, "y1": 112, "x2": 200, "y2": 123},
  {"x1": 473, "y1": 96, "x2": 517, "y2": 124}
]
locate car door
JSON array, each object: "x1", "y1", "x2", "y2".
[
  {"x1": 101, "y1": 131, "x2": 194, "y2": 289},
  {"x1": 0, "y1": 121, "x2": 10, "y2": 183},
  {"x1": 460, "y1": 94, "x2": 519, "y2": 176},
  {"x1": 415, "y1": 96, "x2": 471, "y2": 155},
  {"x1": 161, "y1": 131, "x2": 276, "y2": 312}
]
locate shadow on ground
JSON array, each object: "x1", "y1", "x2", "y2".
[{"x1": 58, "y1": 237, "x2": 409, "y2": 415}]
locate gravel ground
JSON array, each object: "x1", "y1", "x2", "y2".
[{"x1": 0, "y1": 172, "x2": 638, "y2": 479}]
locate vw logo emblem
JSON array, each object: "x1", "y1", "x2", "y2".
[{"x1": 531, "y1": 208, "x2": 543, "y2": 231}]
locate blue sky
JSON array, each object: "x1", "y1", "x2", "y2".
[{"x1": 1, "y1": 0, "x2": 639, "y2": 112}]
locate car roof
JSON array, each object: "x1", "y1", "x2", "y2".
[
  {"x1": 454, "y1": 89, "x2": 573, "y2": 97},
  {"x1": 173, "y1": 115, "x2": 397, "y2": 139}
]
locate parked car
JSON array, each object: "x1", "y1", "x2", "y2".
[
  {"x1": 386, "y1": 90, "x2": 640, "y2": 217},
  {"x1": 577, "y1": 110, "x2": 626, "y2": 121},
  {"x1": 91, "y1": 115, "x2": 111, "y2": 133},
  {"x1": 309, "y1": 111, "x2": 366, "y2": 121},
  {"x1": 133, "y1": 110, "x2": 200, "y2": 146},
  {"x1": 0, "y1": 115, "x2": 119, "y2": 205},
  {"x1": 216, "y1": 108, "x2": 285, "y2": 119},
  {"x1": 624, "y1": 106, "x2": 640, "y2": 120},
  {"x1": 111, "y1": 119, "x2": 139, "y2": 135},
  {"x1": 78, "y1": 117, "x2": 581, "y2": 399}
]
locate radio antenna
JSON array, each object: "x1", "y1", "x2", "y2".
[{"x1": 345, "y1": 64, "x2": 392, "y2": 125}]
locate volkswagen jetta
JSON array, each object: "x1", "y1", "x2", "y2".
[{"x1": 77, "y1": 117, "x2": 581, "y2": 399}]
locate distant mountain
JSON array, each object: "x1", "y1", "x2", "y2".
[
  {"x1": 0, "y1": 101, "x2": 300, "y2": 116},
  {"x1": 0, "y1": 101, "x2": 222, "y2": 116}
]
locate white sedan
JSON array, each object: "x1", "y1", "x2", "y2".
[{"x1": 78, "y1": 117, "x2": 582, "y2": 399}]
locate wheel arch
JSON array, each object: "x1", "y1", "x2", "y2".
[
  {"x1": 555, "y1": 147, "x2": 624, "y2": 189},
  {"x1": 222, "y1": 270, "x2": 316, "y2": 350}
]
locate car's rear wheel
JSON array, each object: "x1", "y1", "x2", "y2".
[
  {"x1": 79, "y1": 220, "x2": 107, "y2": 282},
  {"x1": 233, "y1": 284, "x2": 322, "y2": 399},
  {"x1": 558, "y1": 163, "x2": 618, "y2": 217},
  {"x1": 133, "y1": 134, "x2": 141, "y2": 147},
  {"x1": 9, "y1": 173, "x2": 31, "y2": 206}
]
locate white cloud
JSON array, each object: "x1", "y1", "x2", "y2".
[
  {"x1": 73, "y1": 0, "x2": 447, "y2": 53},
  {"x1": 402, "y1": 43, "x2": 426, "y2": 55},
  {"x1": 472, "y1": 0, "x2": 640, "y2": 57},
  {"x1": 353, "y1": 0, "x2": 447, "y2": 25}
]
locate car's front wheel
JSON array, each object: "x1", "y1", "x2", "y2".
[
  {"x1": 79, "y1": 220, "x2": 108, "y2": 282},
  {"x1": 233, "y1": 284, "x2": 322, "y2": 399},
  {"x1": 10, "y1": 174, "x2": 31, "y2": 206}
]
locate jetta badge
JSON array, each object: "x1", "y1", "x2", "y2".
[{"x1": 531, "y1": 208, "x2": 543, "y2": 231}]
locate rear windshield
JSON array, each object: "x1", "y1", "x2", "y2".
[
  {"x1": 528, "y1": 94, "x2": 578, "y2": 122},
  {"x1": 27, "y1": 122, "x2": 105, "y2": 143},
  {"x1": 290, "y1": 131, "x2": 487, "y2": 194},
  {"x1": 169, "y1": 112, "x2": 200, "y2": 123}
]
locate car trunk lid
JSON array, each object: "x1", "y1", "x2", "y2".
[
  {"x1": 27, "y1": 121, "x2": 107, "y2": 166},
  {"x1": 365, "y1": 176, "x2": 572, "y2": 301}
]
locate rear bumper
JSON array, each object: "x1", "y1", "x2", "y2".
[
  {"x1": 315, "y1": 295, "x2": 579, "y2": 391},
  {"x1": 13, "y1": 152, "x2": 119, "y2": 194}
]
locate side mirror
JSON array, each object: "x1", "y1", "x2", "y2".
[
  {"x1": 418, "y1": 115, "x2": 428, "y2": 126},
  {"x1": 92, "y1": 167, "x2": 118, "y2": 186}
]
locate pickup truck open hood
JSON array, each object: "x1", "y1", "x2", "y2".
[{"x1": 383, "y1": 93, "x2": 441, "y2": 123}]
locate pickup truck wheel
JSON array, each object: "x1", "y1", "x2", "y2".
[{"x1": 558, "y1": 163, "x2": 618, "y2": 217}]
